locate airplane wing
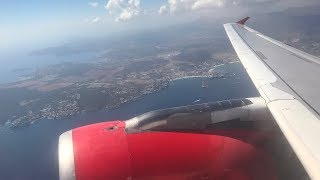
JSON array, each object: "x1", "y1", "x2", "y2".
[{"x1": 224, "y1": 17, "x2": 320, "y2": 179}]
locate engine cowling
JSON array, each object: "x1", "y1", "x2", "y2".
[
  {"x1": 59, "y1": 99, "x2": 276, "y2": 179},
  {"x1": 59, "y1": 120, "x2": 276, "y2": 180}
]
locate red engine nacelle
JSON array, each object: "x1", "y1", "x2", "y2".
[{"x1": 59, "y1": 121, "x2": 277, "y2": 180}]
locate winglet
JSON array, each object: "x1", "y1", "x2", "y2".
[{"x1": 236, "y1": 17, "x2": 250, "y2": 25}]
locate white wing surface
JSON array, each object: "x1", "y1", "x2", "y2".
[{"x1": 224, "y1": 17, "x2": 320, "y2": 179}]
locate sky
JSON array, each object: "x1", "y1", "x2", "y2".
[{"x1": 1, "y1": 0, "x2": 320, "y2": 53}]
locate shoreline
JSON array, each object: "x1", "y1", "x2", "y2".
[{"x1": 171, "y1": 75, "x2": 209, "y2": 81}]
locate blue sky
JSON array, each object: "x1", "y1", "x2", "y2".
[
  {"x1": 0, "y1": 0, "x2": 159, "y2": 21},
  {"x1": 0, "y1": 1, "x2": 169, "y2": 52},
  {"x1": 1, "y1": 0, "x2": 320, "y2": 53}
]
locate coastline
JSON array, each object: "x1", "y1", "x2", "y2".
[{"x1": 171, "y1": 75, "x2": 209, "y2": 81}]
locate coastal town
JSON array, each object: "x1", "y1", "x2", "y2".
[{"x1": 1, "y1": 48, "x2": 237, "y2": 128}]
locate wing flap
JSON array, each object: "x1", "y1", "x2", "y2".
[
  {"x1": 268, "y1": 100, "x2": 320, "y2": 179},
  {"x1": 224, "y1": 22, "x2": 320, "y2": 179}
]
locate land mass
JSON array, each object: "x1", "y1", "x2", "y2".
[{"x1": 0, "y1": 26, "x2": 238, "y2": 128}]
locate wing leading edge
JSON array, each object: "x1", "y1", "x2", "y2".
[{"x1": 224, "y1": 18, "x2": 320, "y2": 179}]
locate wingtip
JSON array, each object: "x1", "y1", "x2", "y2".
[{"x1": 236, "y1": 17, "x2": 250, "y2": 25}]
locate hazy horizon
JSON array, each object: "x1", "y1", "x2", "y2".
[{"x1": 2, "y1": 0, "x2": 320, "y2": 53}]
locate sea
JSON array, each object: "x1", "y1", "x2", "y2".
[{"x1": 0, "y1": 62, "x2": 259, "y2": 180}]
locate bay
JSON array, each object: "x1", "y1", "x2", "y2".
[{"x1": 0, "y1": 62, "x2": 259, "y2": 180}]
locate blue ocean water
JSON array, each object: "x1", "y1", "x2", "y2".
[{"x1": 0, "y1": 63, "x2": 259, "y2": 180}]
